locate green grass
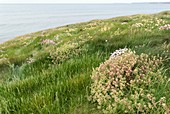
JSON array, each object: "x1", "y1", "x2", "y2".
[{"x1": 0, "y1": 11, "x2": 170, "y2": 113}]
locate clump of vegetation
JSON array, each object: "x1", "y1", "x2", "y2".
[{"x1": 89, "y1": 49, "x2": 169, "y2": 113}]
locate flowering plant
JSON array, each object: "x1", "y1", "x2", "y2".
[
  {"x1": 132, "y1": 23, "x2": 144, "y2": 28},
  {"x1": 89, "y1": 49, "x2": 169, "y2": 113},
  {"x1": 41, "y1": 39, "x2": 55, "y2": 45},
  {"x1": 159, "y1": 24, "x2": 170, "y2": 30}
]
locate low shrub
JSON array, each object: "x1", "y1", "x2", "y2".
[{"x1": 89, "y1": 49, "x2": 169, "y2": 113}]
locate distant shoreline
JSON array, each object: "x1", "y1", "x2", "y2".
[
  {"x1": 0, "y1": 2, "x2": 170, "y2": 4},
  {"x1": 0, "y1": 4, "x2": 170, "y2": 43}
]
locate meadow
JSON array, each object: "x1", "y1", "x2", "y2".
[{"x1": 0, "y1": 11, "x2": 170, "y2": 113}]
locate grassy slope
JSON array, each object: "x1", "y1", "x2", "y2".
[{"x1": 0, "y1": 11, "x2": 170, "y2": 113}]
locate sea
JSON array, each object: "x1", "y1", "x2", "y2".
[{"x1": 0, "y1": 4, "x2": 170, "y2": 43}]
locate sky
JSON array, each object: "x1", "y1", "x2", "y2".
[{"x1": 0, "y1": 0, "x2": 169, "y2": 3}]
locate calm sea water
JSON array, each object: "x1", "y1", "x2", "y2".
[{"x1": 0, "y1": 4, "x2": 170, "y2": 43}]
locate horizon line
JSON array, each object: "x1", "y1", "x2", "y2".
[{"x1": 0, "y1": 2, "x2": 170, "y2": 4}]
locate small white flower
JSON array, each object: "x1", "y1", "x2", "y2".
[
  {"x1": 55, "y1": 35, "x2": 59, "y2": 40},
  {"x1": 110, "y1": 48, "x2": 128, "y2": 58}
]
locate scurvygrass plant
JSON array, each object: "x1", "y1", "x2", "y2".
[{"x1": 89, "y1": 49, "x2": 169, "y2": 114}]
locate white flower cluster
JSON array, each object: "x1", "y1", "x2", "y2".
[
  {"x1": 121, "y1": 22, "x2": 128, "y2": 25},
  {"x1": 0, "y1": 50, "x2": 5, "y2": 53},
  {"x1": 54, "y1": 35, "x2": 59, "y2": 40},
  {"x1": 110, "y1": 48, "x2": 128, "y2": 58},
  {"x1": 132, "y1": 23, "x2": 144, "y2": 28},
  {"x1": 27, "y1": 57, "x2": 35, "y2": 64},
  {"x1": 0, "y1": 57, "x2": 9, "y2": 64}
]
